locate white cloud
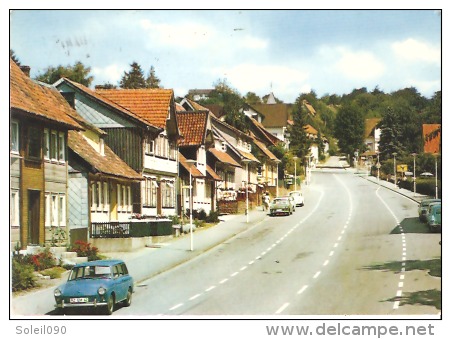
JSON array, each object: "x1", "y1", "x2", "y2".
[
  {"x1": 407, "y1": 79, "x2": 441, "y2": 95},
  {"x1": 334, "y1": 48, "x2": 386, "y2": 81},
  {"x1": 392, "y1": 38, "x2": 440, "y2": 65},
  {"x1": 138, "y1": 19, "x2": 267, "y2": 52},
  {"x1": 139, "y1": 19, "x2": 215, "y2": 49},
  {"x1": 92, "y1": 64, "x2": 126, "y2": 85}
]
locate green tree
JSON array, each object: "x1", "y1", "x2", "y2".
[
  {"x1": 333, "y1": 103, "x2": 365, "y2": 157},
  {"x1": 120, "y1": 62, "x2": 147, "y2": 89},
  {"x1": 289, "y1": 95, "x2": 311, "y2": 159},
  {"x1": 10, "y1": 49, "x2": 21, "y2": 66},
  {"x1": 146, "y1": 65, "x2": 161, "y2": 88},
  {"x1": 35, "y1": 61, "x2": 93, "y2": 87},
  {"x1": 377, "y1": 107, "x2": 405, "y2": 160},
  {"x1": 244, "y1": 91, "x2": 262, "y2": 105}
]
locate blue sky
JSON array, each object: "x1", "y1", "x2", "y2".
[{"x1": 9, "y1": 9, "x2": 441, "y2": 103}]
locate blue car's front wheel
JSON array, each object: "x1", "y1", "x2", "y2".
[
  {"x1": 124, "y1": 288, "x2": 132, "y2": 307},
  {"x1": 105, "y1": 294, "x2": 115, "y2": 315}
]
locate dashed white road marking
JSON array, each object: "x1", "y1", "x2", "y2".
[
  {"x1": 230, "y1": 271, "x2": 239, "y2": 277},
  {"x1": 393, "y1": 300, "x2": 400, "y2": 309},
  {"x1": 189, "y1": 294, "x2": 201, "y2": 301},
  {"x1": 220, "y1": 278, "x2": 228, "y2": 284},
  {"x1": 338, "y1": 236, "x2": 342, "y2": 241},
  {"x1": 329, "y1": 251, "x2": 334, "y2": 257},
  {"x1": 396, "y1": 290, "x2": 402, "y2": 297},
  {"x1": 400, "y1": 274, "x2": 405, "y2": 280},
  {"x1": 240, "y1": 266, "x2": 247, "y2": 271},
  {"x1": 333, "y1": 243, "x2": 338, "y2": 248},
  {"x1": 323, "y1": 260, "x2": 329, "y2": 266},
  {"x1": 205, "y1": 286, "x2": 216, "y2": 292},
  {"x1": 297, "y1": 285, "x2": 308, "y2": 295},
  {"x1": 275, "y1": 302, "x2": 290, "y2": 314},
  {"x1": 398, "y1": 282, "x2": 404, "y2": 288},
  {"x1": 248, "y1": 260, "x2": 255, "y2": 265},
  {"x1": 170, "y1": 303, "x2": 183, "y2": 311},
  {"x1": 313, "y1": 271, "x2": 321, "y2": 279}
]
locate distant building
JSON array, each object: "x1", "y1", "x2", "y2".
[
  {"x1": 188, "y1": 89, "x2": 214, "y2": 101},
  {"x1": 423, "y1": 124, "x2": 441, "y2": 154},
  {"x1": 364, "y1": 118, "x2": 382, "y2": 153}
]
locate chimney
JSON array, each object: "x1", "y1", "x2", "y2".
[{"x1": 20, "y1": 65, "x2": 31, "y2": 77}]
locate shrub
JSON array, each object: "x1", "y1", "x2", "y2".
[
  {"x1": 197, "y1": 209, "x2": 207, "y2": 221},
  {"x1": 168, "y1": 214, "x2": 181, "y2": 225},
  {"x1": 40, "y1": 266, "x2": 67, "y2": 279},
  {"x1": 70, "y1": 240, "x2": 100, "y2": 261},
  {"x1": 206, "y1": 210, "x2": 220, "y2": 223},
  {"x1": 12, "y1": 258, "x2": 37, "y2": 292}
]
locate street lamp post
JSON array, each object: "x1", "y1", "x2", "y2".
[
  {"x1": 393, "y1": 152, "x2": 397, "y2": 188},
  {"x1": 411, "y1": 153, "x2": 417, "y2": 197},
  {"x1": 185, "y1": 159, "x2": 197, "y2": 251},
  {"x1": 275, "y1": 159, "x2": 281, "y2": 197},
  {"x1": 434, "y1": 154, "x2": 439, "y2": 199},
  {"x1": 293, "y1": 156, "x2": 298, "y2": 191},
  {"x1": 376, "y1": 152, "x2": 380, "y2": 181},
  {"x1": 242, "y1": 159, "x2": 252, "y2": 223}
]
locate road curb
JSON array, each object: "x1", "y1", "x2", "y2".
[{"x1": 357, "y1": 174, "x2": 427, "y2": 204}]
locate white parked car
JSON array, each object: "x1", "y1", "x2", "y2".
[{"x1": 289, "y1": 191, "x2": 304, "y2": 207}]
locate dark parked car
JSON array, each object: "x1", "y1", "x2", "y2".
[
  {"x1": 54, "y1": 259, "x2": 133, "y2": 315},
  {"x1": 426, "y1": 204, "x2": 441, "y2": 232},
  {"x1": 418, "y1": 199, "x2": 441, "y2": 222}
]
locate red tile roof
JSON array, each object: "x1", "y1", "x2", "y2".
[
  {"x1": 59, "y1": 78, "x2": 159, "y2": 130},
  {"x1": 364, "y1": 118, "x2": 382, "y2": 138},
  {"x1": 208, "y1": 148, "x2": 241, "y2": 168},
  {"x1": 178, "y1": 152, "x2": 204, "y2": 177},
  {"x1": 96, "y1": 88, "x2": 174, "y2": 129},
  {"x1": 68, "y1": 131, "x2": 143, "y2": 180},
  {"x1": 305, "y1": 124, "x2": 318, "y2": 136},
  {"x1": 423, "y1": 124, "x2": 441, "y2": 154},
  {"x1": 177, "y1": 111, "x2": 209, "y2": 146},
  {"x1": 206, "y1": 164, "x2": 222, "y2": 181},
  {"x1": 252, "y1": 138, "x2": 279, "y2": 161},
  {"x1": 237, "y1": 149, "x2": 260, "y2": 163},
  {"x1": 10, "y1": 59, "x2": 82, "y2": 129}
]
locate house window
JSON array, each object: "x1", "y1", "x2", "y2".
[
  {"x1": 59, "y1": 195, "x2": 66, "y2": 226},
  {"x1": 11, "y1": 121, "x2": 19, "y2": 153},
  {"x1": 51, "y1": 194, "x2": 58, "y2": 226},
  {"x1": 117, "y1": 184, "x2": 122, "y2": 211},
  {"x1": 45, "y1": 194, "x2": 51, "y2": 226},
  {"x1": 127, "y1": 186, "x2": 132, "y2": 212},
  {"x1": 103, "y1": 182, "x2": 109, "y2": 208},
  {"x1": 169, "y1": 141, "x2": 177, "y2": 160},
  {"x1": 91, "y1": 182, "x2": 98, "y2": 210},
  {"x1": 145, "y1": 137, "x2": 154, "y2": 155},
  {"x1": 45, "y1": 193, "x2": 66, "y2": 226},
  {"x1": 50, "y1": 131, "x2": 58, "y2": 161},
  {"x1": 26, "y1": 126, "x2": 41, "y2": 159},
  {"x1": 58, "y1": 132, "x2": 66, "y2": 161},
  {"x1": 145, "y1": 178, "x2": 157, "y2": 207},
  {"x1": 43, "y1": 129, "x2": 50, "y2": 159},
  {"x1": 98, "y1": 182, "x2": 103, "y2": 209},
  {"x1": 10, "y1": 190, "x2": 20, "y2": 226},
  {"x1": 162, "y1": 181, "x2": 175, "y2": 208}
]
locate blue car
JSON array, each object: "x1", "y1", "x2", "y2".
[{"x1": 54, "y1": 259, "x2": 134, "y2": 315}]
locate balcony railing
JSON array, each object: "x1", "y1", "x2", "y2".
[{"x1": 91, "y1": 222, "x2": 131, "y2": 238}]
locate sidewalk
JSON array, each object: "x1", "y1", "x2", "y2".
[
  {"x1": 354, "y1": 170, "x2": 430, "y2": 204},
  {"x1": 11, "y1": 208, "x2": 269, "y2": 316}
]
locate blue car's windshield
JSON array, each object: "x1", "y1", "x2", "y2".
[{"x1": 68, "y1": 265, "x2": 111, "y2": 281}]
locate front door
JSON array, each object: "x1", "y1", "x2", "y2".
[{"x1": 28, "y1": 190, "x2": 40, "y2": 245}]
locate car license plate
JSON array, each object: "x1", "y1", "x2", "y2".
[
  {"x1": 276, "y1": 209, "x2": 282, "y2": 212},
  {"x1": 70, "y1": 297, "x2": 88, "y2": 303}
]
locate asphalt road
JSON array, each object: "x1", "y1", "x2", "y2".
[{"x1": 114, "y1": 169, "x2": 441, "y2": 316}]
